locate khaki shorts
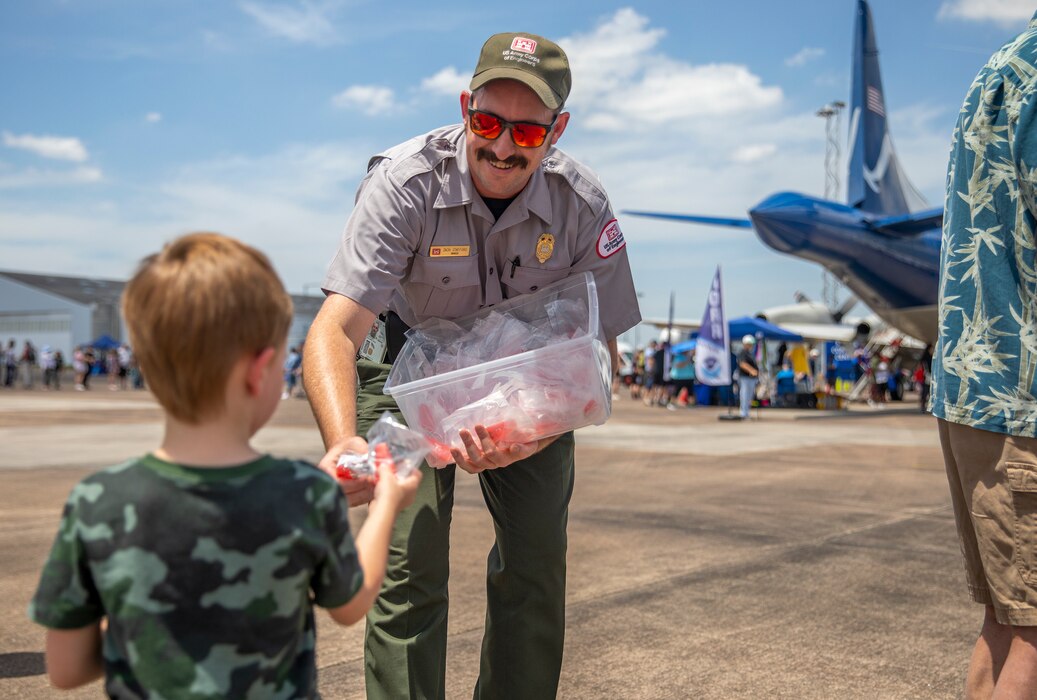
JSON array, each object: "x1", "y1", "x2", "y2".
[{"x1": 939, "y1": 419, "x2": 1037, "y2": 625}]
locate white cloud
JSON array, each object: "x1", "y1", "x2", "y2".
[
  {"x1": 0, "y1": 166, "x2": 102, "y2": 189},
  {"x1": 239, "y1": 0, "x2": 339, "y2": 45},
  {"x1": 0, "y1": 141, "x2": 369, "y2": 290},
  {"x1": 145, "y1": 112, "x2": 162, "y2": 123},
  {"x1": 785, "y1": 47, "x2": 825, "y2": 68},
  {"x1": 731, "y1": 144, "x2": 778, "y2": 163},
  {"x1": 420, "y1": 67, "x2": 468, "y2": 97},
  {"x1": 332, "y1": 85, "x2": 397, "y2": 116},
  {"x1": 938, "y1": 0, "x2": 1034, "y2": 26},
  {"x1": 560, "y1": 9, "x2": 782, "y2": 131},
  {"x1": 580, "y1": 60, "x2": 782, "y2": 131},
  {"x1": 2, "y1": 132, "x2": 89, "y2": 162}
]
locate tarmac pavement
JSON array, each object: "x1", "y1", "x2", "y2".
[{"x1": 0, "y1": 388, "x2": 976, "y2": 698}]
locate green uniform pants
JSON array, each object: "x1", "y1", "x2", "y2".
[{"x1": 356, "y1": 360, "x2": 575, "y2": 700}]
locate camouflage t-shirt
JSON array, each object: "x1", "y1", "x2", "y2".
[
  {"x1": 28, "y1": 454, "x2": 363, "y2": 699},
  {"x1": 931, "y1": 12, "x2": 1037, "y2": 437}
]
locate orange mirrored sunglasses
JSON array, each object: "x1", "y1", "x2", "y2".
[{"x1": 467, "y1": 108, "x2": 558, "y2": 148}]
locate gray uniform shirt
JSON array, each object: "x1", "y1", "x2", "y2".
[{"x1": 323, "y1": 124, "x2": 641, "y2": 340}]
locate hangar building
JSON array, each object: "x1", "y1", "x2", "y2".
[{"x1": 0, "y1": 270, "x2": 323, "y2": 358}]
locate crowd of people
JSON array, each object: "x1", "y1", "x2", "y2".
[
  {"x1": 3, "y1": 339, "x2": 142, "y2": 392},
  {"x1": 614, "y1": 335, "x2": 934, "y2": 415}
]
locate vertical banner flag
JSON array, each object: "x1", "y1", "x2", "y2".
[{"x1": 695, "y1": 266, "x2": 731, "y2": 386}]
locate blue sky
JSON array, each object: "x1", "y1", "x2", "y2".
[{"x1": 1, "y1": 0, "x2": 1033, "y2": 341}]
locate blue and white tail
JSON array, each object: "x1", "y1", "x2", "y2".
[{"x1": 846, "y1": 0, "x2": 928, "y2": 216}]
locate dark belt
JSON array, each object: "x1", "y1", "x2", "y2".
[{"x1": 382, "y1": 310, "x2": 411, "y2": 365}]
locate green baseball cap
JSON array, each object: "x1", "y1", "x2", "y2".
[{"x1": 470, "y1": 33, "x2": 571, "y2": 110}]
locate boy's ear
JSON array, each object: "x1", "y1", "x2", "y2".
[{"x1": 245, "y1": 347, "x2": 277, "y2": 397}]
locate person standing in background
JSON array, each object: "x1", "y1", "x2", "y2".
[{"x1": 736, "y1": 335, "x2": 759, "y2": 419}]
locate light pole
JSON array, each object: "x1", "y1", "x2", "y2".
[{"x1": 816, "y1": 100, "x2": 846, "y2": 310}]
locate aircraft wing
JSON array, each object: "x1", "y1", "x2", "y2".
[
  {"x1": 771, "y1": 322, "x2": 861, "y2": 343},
  {"x1": 622, "y1": 211, "x2": 753, "y2": 229},
  {"x1": 641, "y1": 317, "x2": 701, "y2": 333},
  {"x1": 866, "y1": 207, "x2": 944, "y2": 236}
]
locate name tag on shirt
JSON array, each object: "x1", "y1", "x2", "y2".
[
  {"x1": 429, "y1": 245, "x2": 470, "y2": 257},
  {"x1": 357, "y1": 318, "x2": 387, "y2": 363}
]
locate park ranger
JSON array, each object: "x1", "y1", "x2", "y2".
[{"x1": 304, "y1": 31, "x2": 641, "y2": 699}]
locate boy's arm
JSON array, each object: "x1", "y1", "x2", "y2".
[
  {"x1": 324, "y1": 495, "x2": 399, "y2": 626},
  {"x1": 44, "y1": 622, "x2": 103, "y2": 689},
  {"x1": 325, "y1": 447, "x2": 421, "y2": 626}
]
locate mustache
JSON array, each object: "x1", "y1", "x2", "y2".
[{"x1": 476, "y1": 148, "x2": 529, "y2": 169}]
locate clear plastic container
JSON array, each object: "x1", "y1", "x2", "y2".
[{"x1": 383, "y1": 272, "x2": 612, "y2": 467}]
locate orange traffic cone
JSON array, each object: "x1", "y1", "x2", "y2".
[{"x1": 677, "y1": 386, "x2": 689, "y2": 407}]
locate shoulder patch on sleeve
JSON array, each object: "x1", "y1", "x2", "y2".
[{"x1": 597, "y1": 219, "x2": 626, "y2": 258}]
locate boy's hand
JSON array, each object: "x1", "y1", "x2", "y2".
[
  {"x1": 451, "y1": 425, "x2": 537, "y2": 474},
  {"x1": 319, "y1": 437, "x2": 375, "y2": 507},
  {"x1": 372, "y1": 443, "x2": 422, "y2": 512}
]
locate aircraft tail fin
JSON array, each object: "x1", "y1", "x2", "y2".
[{"x1": 846, "y1": 0, "x2": 928, "y2": 216}]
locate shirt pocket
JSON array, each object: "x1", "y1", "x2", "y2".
[
  {"x1": 405, "y1": 255, "x2": 482, "y2": 319},
  {"x1": 501, "y1": 264, "x2": 571, "y2": 299},
  {"x1": 1007, "y1": 461, "x2": 1037, "y2": 583}
]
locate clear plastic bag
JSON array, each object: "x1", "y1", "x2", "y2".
[
  {"x1": 336, "y1": 412, "x2": 431, "y2": 480},
  {"x1": 383, "y1": 273, "x2": 611, "y2": 468}
]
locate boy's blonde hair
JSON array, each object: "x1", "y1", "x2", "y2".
[{"x1": 122, "y1": 232, "x2": 293, "y2": 423}]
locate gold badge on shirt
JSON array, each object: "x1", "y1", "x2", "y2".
[{"x1": 535, "y1": 233, "x2": 555, "y2": 264}]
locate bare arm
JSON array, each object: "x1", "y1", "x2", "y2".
[
  {"x1": 44, "y1": 623, "x2": 103, "y2": 689},
  {"x1": 304, "y1": 293, "x2": 378, "y2": 505},
  {"x1": 324, "y1": 495, "x2": 398, "y2": 625},
  {"x1": 738, "y1": 360, "x2": 758, "y2": 377},
  {"x1": 326, "y1": 447, "x2": 421, "y2": 626}
]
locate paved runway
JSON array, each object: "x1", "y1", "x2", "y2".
[{"x1": 0, "y1": 388, "x2": 975, "y2": 698}]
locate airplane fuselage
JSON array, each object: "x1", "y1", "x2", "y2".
[{"x1": 748, "y1": 192, "x2": 940, "y2": 343}]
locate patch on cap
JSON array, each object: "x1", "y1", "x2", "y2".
[
  {"x1": 511, "y1": 37, "x2": 537, "y2": 54},
  {"x1": 597, "y1": 219, "x2": 626, "y2": 258}
]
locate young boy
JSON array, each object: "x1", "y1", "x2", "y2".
[{"x1": 28, "y1": 232, "x2": 421, "y2": 697}]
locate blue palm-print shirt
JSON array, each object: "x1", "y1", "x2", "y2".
[{"x1": 931, "y1": 12, "x2": 1037, "y2": 437}]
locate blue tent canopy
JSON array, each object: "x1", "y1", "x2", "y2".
[
  {"x1": 689, "y1": 317, "x2": 803, "y2": 344},
  {"x1": 90, "y1": 334, "x2": 121, "y2": 350},
  {"x1": 727, "y1": 316, "x2": 803, "y2": 342}
]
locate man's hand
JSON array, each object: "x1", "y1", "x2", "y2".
[
  {"x1": 450, "y1": 424, "x2": 537, "y2": 474},
  {"x1": 319, "y1": 436, "x2": 375, "y2": 506}
]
